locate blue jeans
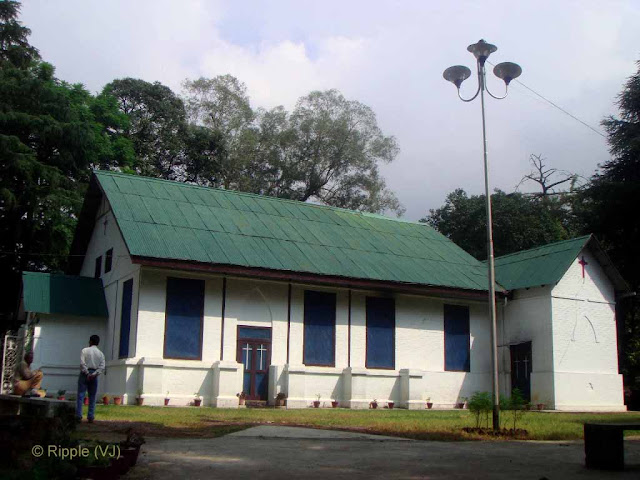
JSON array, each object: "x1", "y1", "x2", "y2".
[{"x1": 76, "y1": 370, "x2": 98, "y2": 420}]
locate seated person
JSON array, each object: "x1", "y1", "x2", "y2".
[{"x1": 13, "y1": 352, "x2": 43, "y2": 396}]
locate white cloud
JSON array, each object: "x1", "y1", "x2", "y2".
[{"x1": 20, "y1": 0, "x2": 640, "y2": 220}]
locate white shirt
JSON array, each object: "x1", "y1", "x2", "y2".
[{"x1": 81, "y1": 345, "x2": 106, "y2": 376}]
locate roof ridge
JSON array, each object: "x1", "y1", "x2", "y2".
[
  {"x1": 94, "y1": 169, "x2": 434, "y2": 230},
  {"x1": 493, "y1": 235, "x2": 591, "y2": 262}
]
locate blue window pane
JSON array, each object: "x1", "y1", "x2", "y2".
[
  {"x1": 164, "y1": 277, "x2": 204, "y2": 359},
  {"x1": 444, "y1": 304, "x2": 470, "y2": 372},
  {"x1": 241, "y1": 343, "x2": 252, "y2": 369},
  {"x1": 303, "y1": 290, "x2": 336, "y2": 366},
  {"x1": 256, "y1": 373, "x2": 267, "y2": 399},
  {"x1": 366, "y1": 297, "x2": 395, "y2": 369},
  {"x1": 243, "y1": 372, "x2": 252, "y2": 395},
  {"x1": 118, "y1": 279, "x2": 133, "y2": 358},
  {"x1": 238, "y1": 327, "x2": 271, "y2": 340}
]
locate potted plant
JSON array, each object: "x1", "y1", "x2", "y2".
[
  {"x1": 164, "y1": 391, "x2": 170, "y2": 406},
  {"x1": 331, "y1": 400, "x2": 339, "y2": 408},
  {"x1": 135, "y1": 389, "x2": 144, "y2": 406},
  {"x1": 536, "y1": 403, "x2": 545, "y2": 411},
  {"x1": 275, "y1": 392, "x2": 286, "y2": 407},
  {"x1": 102, "y1": 394, "x2": 110, "y2": 405},
  {"x1": 57, "y1": 389, "x2": 66, "y2": 401},
  {"x1": 313, "y1": 394, "x2": 321, "y2": 408},
  {"x1": 370, "y1": 399, "x2": 378, "y2": 409},
  {"x1": 456, "y1": 397, "x2": 467, "y2": 409},
  {"x1": 84, "y1": 395, "x2": 89, "y2": 406},
  {"x1": 388, "y1": 401, "x2": 394, "y2": 409},
  {"x1": 426, "y1": 397, "x2": 433, "y2": 409},
  {"x1": 237, "y1": 392, "x2": 246, "y2": 406},
  {"x1": 194, "y1": 392, "x2": 202, "y2": 407},
  {"x1": 113, "y1": 395, "x2": 122, "y2": 405}
]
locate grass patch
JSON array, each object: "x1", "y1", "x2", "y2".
[{"x1": 83, "y1": 405, "x2": 640, "y2": 441}]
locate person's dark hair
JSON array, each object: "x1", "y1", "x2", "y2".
[{"x1": 89, "y1": 335, "x2": 100, "y2": 346}]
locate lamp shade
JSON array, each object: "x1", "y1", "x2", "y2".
[
  {"x1": 467, "y1": 39, "x2": 497, "y2": 64},
  {"x1": 443, "y1": 65, "x2": 471, "y2": 89},
  {"x1": 493, "y1": 62, "x2": 522, "y2": 85}
]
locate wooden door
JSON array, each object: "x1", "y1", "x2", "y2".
[
  {"x1": 237, "y1": 327, "x2": 271, "y2": 401},
  {"x1": 510, "y1": 341, "x2": 532, "y2": 402}
]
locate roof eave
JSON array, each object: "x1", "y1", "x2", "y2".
[{"x1": 131, "y1": 255, "x2": 505, "y2": 302}]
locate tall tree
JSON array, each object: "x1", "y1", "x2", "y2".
[
  {"x1": 577, "y1": 61, "x2": 640, "y2": 387},
  {"x1": 0, "y1": 1, "x2": 38, "y2": 69},
  {"x1": 0, "y1": 2, "x2": 133, "y2": 327},
  {"x1": 183, "y1": 77, "x2": 403, "y2": 214},
  {"x1": 423, "y1": 189, "x2": 572, "y2": 260},
  {"x1": 102, "y1": 78, "x2": 188, "y2": 178}
]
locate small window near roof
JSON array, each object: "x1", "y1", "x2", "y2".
[
  {"x1": 105, "y1": 249, "x2": 113, "y2": 273},
  {"x1": 94, "y1": 256, "x2": 102, "y2": 279}
]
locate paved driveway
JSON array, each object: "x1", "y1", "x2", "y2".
[{"x1": 124, "y1": 426, "x2": 640, "y2": 479}]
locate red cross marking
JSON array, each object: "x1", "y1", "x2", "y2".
[{"x1": 578, "y1": 256, "x2": 588, "y2": 278}]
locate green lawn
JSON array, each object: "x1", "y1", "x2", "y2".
[{"x1": 85, "y1": 405, "x2": 640, "y2": 441}]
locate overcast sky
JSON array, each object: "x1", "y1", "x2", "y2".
[{"x1": 20, "y1": 0, "x2": 640, "y2": 220}]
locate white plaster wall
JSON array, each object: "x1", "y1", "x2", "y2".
[
  {"x1": 550, "y1": 247, "x2": 624, "y2": 410},
  {"x1": 31, "y1": 314, "x2": 107, "y2": 395},
  {"x1": 499, "y1": 286, "x2": 555, "y2": 406},
  {"x1": 223, "y1": 278, "x2": 289, "y2": 364},
  {"x1": 78, "y1": 199, "x2": 140, "y2": 362}
]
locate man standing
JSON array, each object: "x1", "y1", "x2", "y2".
[
  {"x1": 13, "y1": 351, "x2": 44, "y2": 396},
  {"x1": 76, "y1": 335, "x2": 106, "y2": 423}
]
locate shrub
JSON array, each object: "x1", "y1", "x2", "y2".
[{"x1": 467, "y1": 392, "x2": 492, "y2": 428}]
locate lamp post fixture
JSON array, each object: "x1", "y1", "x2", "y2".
[{"x1": 443, "y1": 40, "x2": 521, "y2": 431}]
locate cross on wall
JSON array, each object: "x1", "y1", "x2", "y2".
[{"x1": 578, "y1": 256, "x2": 588, "y2": 279}]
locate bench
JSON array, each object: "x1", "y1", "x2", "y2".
[
  {"x1": 0, "y1": 394, "x2": 74, "y2": 418},
  {"x1": 584, "y1": 422, "x2": 640, "y2": 470}
]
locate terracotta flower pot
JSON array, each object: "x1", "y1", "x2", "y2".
[
  {"x1": 537, "y1": 403, "x2": 545, "y2": 411},
  {"x1": 388, "y1": 402, "x2": 394, "y2": 409},
  {"x1": 135, "y1": 397, "x2": 144, "y2": 406},
  {"x1": 427, "y1": 402, "x2": 433, "y2": 409},
  {"x1": 275, "y1": 398, "x2": 285, "y2": 407},
  {"x1": 194, "y1": 399, "x2": 202, "y2": 407},
  {"x1": 84, "y1": 396, "x2": 89, "y2": 406},
  {"x1": 57, "y1": 396, "x2": 65, "y2": 401},
  {"x1": 113, "y1": 396, "x2": 122, "y2": 405},
  {"x1": 370, "y1": 402, "x2": 378, "y2": 409},
  {"x1": 456, "y1": 403, "x2": 465, "y2": 409},
  {"x1": 164, "y1": 398, "x2": 170, "y2": 406},
  {"x1": 102, "y1": 397, "x2": 109, "y2": 405},
  {"x1": 313, "y1": 401, "x2": 320, "y2": 408},
  {"x1": 331, "y1": 401, "x2": 339, "y2": 408}
]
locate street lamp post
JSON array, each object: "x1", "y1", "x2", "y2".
[{"x1": 443, "y1": 40, "x2": 521, "y2": 431}]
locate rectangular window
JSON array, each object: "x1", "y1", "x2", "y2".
[
  {"x1": 164, "y1": 277, "x2": 204, "y2": 360},
  {"x1": 105, "y1": 248, "x2": 113, "y2": 273},
  {"x1": 94, "y1": 256, "x2": 102, "y2": 278},
  {"x1": 118, "y1": 279, "x2": 133, "y2": 358},
  {"x1": 444, "y1": 304, "x2": 470, "y2": 372},
  {"x1": 303, "y1": 290, "x2": 336, "y2": 366},
  {"x1": 366, "y1": 297, "x2": 395, "y2": 369}
]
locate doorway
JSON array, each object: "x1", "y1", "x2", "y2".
[
  {"x1": 236, "y1": 326, "x2": 271, "y2": 401},
  {"x1": 510, "y1": 341, "x2": 532, "y2": 402}
]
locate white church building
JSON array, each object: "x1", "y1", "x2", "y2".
[{"x1": 17, "y1": 171, "x2": 629, "y2": 411}]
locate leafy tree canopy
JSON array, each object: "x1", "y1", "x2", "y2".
[
  {"x1": 422, "y1": 189, "x2": 573, "y2": 260},
  {"x1": 0, "y1": 2, "x2": 134, "y2": 323},
  {"x1": 181, "y1": 78, "x2": 403, "y2": 214}
]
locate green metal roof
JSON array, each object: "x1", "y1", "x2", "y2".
[
  {"x1": 22, "y1": 272, "x2": 109, "y2": 317},
  {"x1": 492, "y1": 235, "x2": 592, "y2": 290},
  {"x1": 93, "y1": 170, "x2": 494, "y2": 292}
]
